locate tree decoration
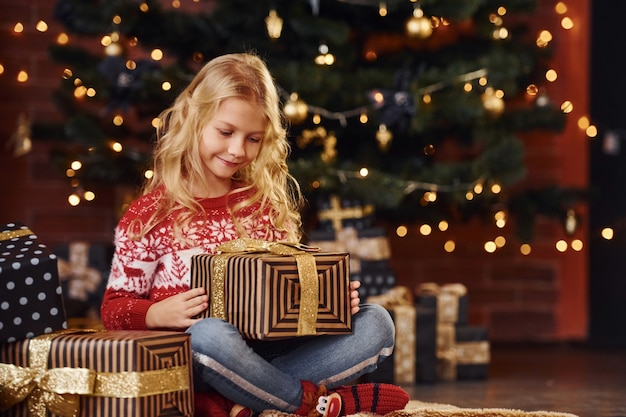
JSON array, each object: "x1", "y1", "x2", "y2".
[
  {"x1": 564, "y1": 209, "x2": 579, "y2": 236},
  {"x1": 375, "y1": 124, "x2": 392, "y2": 151},
  {"x1": 7, "y1": 113, "x2": 32, "y2": 157},
  {"x1": 297, "y1": 127, "x2": 337, "y2": 163},
  {"x1": 315, "y1": 43, "x2": 335, "y2": 65},
  {"x1": 481, "y1": 87, "x2": 506, "y2": 117},
  {"x1": 283, "y1": 93, "x2": 309, "y2": 125},
  {"x1": 405, "y1": 7, "x2": 433, "y2": 39},
  {"x1": 265, "y1": 9, "x2": 283, "y2": 39}
]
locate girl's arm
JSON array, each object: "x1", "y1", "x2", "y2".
[{"x1": 100, "y1": 249, "x2": 158, "y2": 330}]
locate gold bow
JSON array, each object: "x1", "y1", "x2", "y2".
[
  {"x1": 0, "y1": 331, "x2": 190, "y2": 417},
  {"x1": 417, "y1": 282, "x2": 467, "y2": 324},
  {"x1": 215, "y1": 238, "x2": 321, "y2": 336},
  {"x1": 0, "y1": 228, "x2": 34, "y2": 241},
  {"x1": 0, "y1": 333, "x2": 95, "y2": 417},
  {"x1": 417, "y1": 282, "x2": 467, "y2": 297},
  {"x1": 366, "y1": 286, "x2": 413, "y2": 309}
]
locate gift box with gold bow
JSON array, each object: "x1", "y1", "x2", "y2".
[
  {"x1": 436, "y1": 325, "x2": 490, "y2": 381},
  {"x1": 308, "y1": 226, "x2": 396, "y2": 301},
  {"x1": 415, "y1": 283, "x2": 490, "y2": 381},
  {"x1": 0, "y1": 330, "x2": 194, "y2": 417},
  {"x1": 364, "y1": 286, "x2": 437, "y2": 384},
  {"x1": 0, "y1": 222, "x2": 67, "y2": 344},
  {"x1": 190, "y1": 238, "x2": 352, "y2": 340},
  {"x1": 415, "y1": 282, "x2": 469, "y2": 325},
  {"x1": 54, "y1": 241, "x2": 112, "y2": 322}
]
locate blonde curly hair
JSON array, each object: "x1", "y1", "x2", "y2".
[{"x1": 135, "y1": 52, "x2": 303, "y2": 243}]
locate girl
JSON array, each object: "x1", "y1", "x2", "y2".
[{"x1": 100, "y1": 53, "x2": 408, "y2": 417}]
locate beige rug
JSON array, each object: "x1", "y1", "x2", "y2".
[{"x1": 259, "y1": 400, "x2": 579, "y2": 417}]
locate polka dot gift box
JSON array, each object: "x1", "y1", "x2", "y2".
[{"x1": 0, "y1": 222, "x2": 67, "y2": 344}]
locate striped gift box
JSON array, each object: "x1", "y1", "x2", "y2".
[
  {"x1": 191, "y1": 251, "x2": 352, "y2": 340},
  {"x1": 0, "y1": 330, "x2": 193, "y2": 417}
]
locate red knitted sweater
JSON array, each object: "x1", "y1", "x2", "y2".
[{"x1": 100, "y1": 186, "x2": 286, "y2": 330}]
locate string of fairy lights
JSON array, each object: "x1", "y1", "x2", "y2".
[{"x1": 2, "y1": 0, "x2": 607, "y2": 254}]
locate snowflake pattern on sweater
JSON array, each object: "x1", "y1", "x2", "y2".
[{"x1": 101, "y1": 187, "x2": 286, "y2": 330}]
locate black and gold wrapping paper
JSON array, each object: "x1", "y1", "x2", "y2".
[
  {"x1": 191, "y1": 238, "x2": 352, "y2": 340},
  {"x1": 365, "y1": 286, "x2": 437, "y2": 384},
  {"x1": 0, "y1": 330, "x2": 194, "y2": 417},
  {"x1": 416, "y1": 282, "x2": 468, "y2": 325},
  {"x1": 416, "y1": 283, "x2": 490, "y2": 381},
  {"x1": 452, "y1": 326, "x2": 490, "y2": 380},
  {"x1": 308, "y1": 227, "x2": 391, "y2": 274}
]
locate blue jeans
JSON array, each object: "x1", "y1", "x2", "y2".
[{"x1": 187, "y1": 303, "x2": 395, "y2": 413}]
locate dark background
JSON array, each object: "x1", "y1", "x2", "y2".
[{"x1": 589, "y1": 1, "x2": 626, "y2": 346}]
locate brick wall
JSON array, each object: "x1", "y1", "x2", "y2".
[
  {"x1": 0, "y1": 0, "x2": 590, "y2": 342},
  {"x1": 389, "y1": 216, "x2": 583, "y2": 342}
]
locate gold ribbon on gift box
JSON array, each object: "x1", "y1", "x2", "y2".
[
  {"x1": 309, "y1": 227, "x2": 390, "y2": 273},
  {"x1": 0, "y1": 331, "x2": 190, "y2": 417},
  {"x1": 418, "y1": 283, "x2": 491, "y2": 381},
  {"x1": 455, "y1": 341, "x2": 490, "y2": 365},
  {"x1": 367, "y1": 286, "x2": 416, "y2": 385},
  {"x1": 436, "y1": 341, "x2": 490, "y2": 381},
  {"x1": 214, "y1": 238, "x2": 321, "y2": 336},
  {"x1": 0, "y1": 228, "x2": 34, "y2": 241},
  {"x1": 417, "y1": 282, "x2": 467, "y2": 323}
]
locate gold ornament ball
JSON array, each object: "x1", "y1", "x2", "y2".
[
  {"x1": 482, "y1": 91, "x2": 505, "y2": 117},
  {"x1": 105, "y1": 41, "x2": 124, "y2": 57},
  {"x1": 406, "y1": 16, "x2": 433, "y2": 39},
  {"x1": 284, "y1": 94, "x2": 308, "y2": 124}
]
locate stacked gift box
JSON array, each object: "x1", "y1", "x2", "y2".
[
  {"x1": 308, "y1": 195, "x2": 396, "y2": 298},
  {"x1": 0, "y1": 222, "x2": 195, "y2": 416},
  {"x1": 54, "y1": 241, "x2": 113, "y2": 327},
  {"x1": 416, "y1": 282, "x2": 490, "y2": 381},
  {"x1": 0, "y1": 330, "x2": 194, "y2": 417},
  {"x1": 363, "y1": 286, "x2": 438, "y2": 385}
]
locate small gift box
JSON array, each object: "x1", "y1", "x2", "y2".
[
  {"x1": 364, "y1": 286, "x2": 437, "y2": 384},
  {"x1": 308, "y1": 226, "x2": 391, "y2": 274},
  {"x1": 55, "y1": 241, "x2": 112, "y2": 320},
  {"x1": 191, "y1": 238, "x2": 352, "y2": 340},
  {"x1": 415, "y1": 282, "x2": 469, "y2": 325},
  {"x1": 0, "y1": 222, "x2": 67, "y2": 344},
  {"x1": 415, "y1": 282, "x2": 489, "y2": 381},
  {"x1": 0, "y1": 330, "x2": 194, "y2": 417},
  {"x1": 450, "y1": 326, "x2": 491, "y2": 381}
]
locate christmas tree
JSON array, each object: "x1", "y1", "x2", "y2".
[{"x1": 43, "y1": 0, "x2": 584, "y2": 241}]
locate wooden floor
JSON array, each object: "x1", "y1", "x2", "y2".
[{"x1": 402, "y1": 343, "x2": 626, "y2": 417}]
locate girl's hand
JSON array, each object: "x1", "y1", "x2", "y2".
[
  {"x1": 146, "y1": 287, "x2": 209, "y2": 329},
  {"x1": 349, "y1": 280, "x2": 361, "y2": 315}
]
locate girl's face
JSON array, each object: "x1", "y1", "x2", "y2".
[{"x1": 196, "y1": 97, "x2": 265, "y2": 197}]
